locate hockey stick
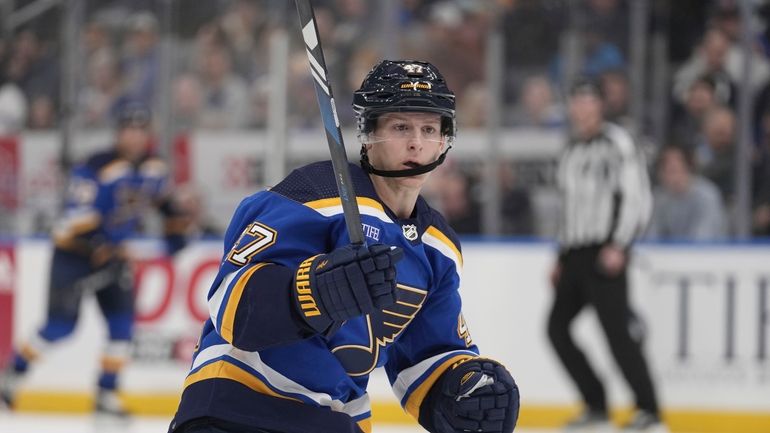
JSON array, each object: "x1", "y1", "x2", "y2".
[{"x1": 295, "y1": 0, "x2": 365, "y2": 246}]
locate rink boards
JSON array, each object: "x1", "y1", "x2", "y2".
[{"x1": 4, "y1": 239, "x2": 770, "y2": 432}]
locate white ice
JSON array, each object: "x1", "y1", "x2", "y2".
[{"x1": 0, "y1": 412, "x2": 561, "y2": 433}]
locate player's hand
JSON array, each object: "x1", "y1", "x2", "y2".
[
  {"x1": 429, "y1": 358, "x2": 519, "y2": 433},
  {"x1": 598, "y1": 244, "x2": 626, "y2": 276},
  {"x1": 550, "y1": 262, "x2": 562, "y2": 288},
  {"x1": 293, "y1": 243, "x2": 404, "y2": 335}
]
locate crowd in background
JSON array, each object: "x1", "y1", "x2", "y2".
[{"x1": 1, "y1": 0, "x2": 770, "y2": 239}]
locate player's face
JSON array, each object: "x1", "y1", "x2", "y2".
[
  {"x1": 116, "y1": 125, "x2": 151, "y2": 162},
  {"x1": 366, "y1": 112, "x2": 445, "y2": 188}
]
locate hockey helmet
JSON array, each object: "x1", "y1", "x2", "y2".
[
  {"x1": 353, "y1": 60, "x2": 456, "y2": 141},
  {"x1": 353, "y1": 60, "x2": 456, "y2": 178},
  {"x1": 115, "y1": 100, "x2": 152, "y2": 129}
]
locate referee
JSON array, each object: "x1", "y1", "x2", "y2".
[{"x1": 547, "y1": 77, "x2": 665, "y2": 432}]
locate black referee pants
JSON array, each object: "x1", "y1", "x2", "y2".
[{"x1": 547, "y1": 246, "x2": 659, "y2": 415}]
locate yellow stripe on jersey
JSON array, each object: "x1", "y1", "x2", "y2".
[
  {"x1": 304, "y1": 196, "x2": 385, "y2": 212},
  {"x1": 19, "y1": 343, "x2": 41, "y2": 362},
  {"x1": 424, "y1": 226, "x2": 463, "y2": 267},
  {"x1": 183, "y1": 360, "x2": 298, "y2": 402},
  {"x1": 139, "y1": 158, "x2": 168, "y2": 177},
  {"x1": 100, "y1": 355, "x2": 127, "y2": 373},
  {"x1": 220, "y1": 263, "x2": 269, "y2": 343},
  {"x1": 404, "y1": 354, "x2": 476, "y2": 418},
  {"x1": 98, "y1": 160, "x2": 132, "y2": 183},
  {"x1": 357, "y1": 418, "x2": 372, "y2": 433}
]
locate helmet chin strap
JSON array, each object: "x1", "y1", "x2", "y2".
[{"x1": 360, "y1": 147, "x2": 450, "y2": 178}]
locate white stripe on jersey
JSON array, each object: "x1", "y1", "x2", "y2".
[
  {"x1": 309, "y1": 203, "x2": 393, "y2": 224},
  {"x1": 208, "y1": 270, "x2": 238, "y2": 328},
  {"x1": 191, "y1": 344, "x2": 371, "y2": 418},
  {"x1": 421, "y1": 231, "x2": 462, "y2": 279},
  {"x1": 392, "y1": 349, "x2": 479, "y2": 403}
]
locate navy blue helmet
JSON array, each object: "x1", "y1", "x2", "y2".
[
  {"x1": 115, "y1": 101, "x2": 152, "y2": 128},
  {"x1": 353, "y1": 60, "x2": 456, "y2": 140}
]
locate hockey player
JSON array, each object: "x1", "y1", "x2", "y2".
[
  {"x1": 0, "y1": 103, "x2": 190, "y2": 415},
  {"x1": 168, "y1": 60, "x2": 520, "y2": 433}
]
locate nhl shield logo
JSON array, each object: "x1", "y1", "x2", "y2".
[{"x1": 402, "y1": 224, "x2": 418, "y2": 241}]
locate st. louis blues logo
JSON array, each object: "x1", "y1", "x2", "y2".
[
  {"x1": 332, "y1": 284, "x2": 427, "y2": 376},
  {"x1": 402, "y1": 224, "x2": 418, "y2": 241}
]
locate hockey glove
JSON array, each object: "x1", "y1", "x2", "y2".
[
  {"x1": 293, "y1": 243, "x2": 403, "y2": 335},
  {"x1": 421, "y1": 358, "x2": 519, "y2": 433}
]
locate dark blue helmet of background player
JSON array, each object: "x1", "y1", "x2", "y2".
[
  {"x1": 353, "y1": 60, "x2": 456, "y2": 177},
  {"x1": 115, "y1": 101, "x2": 152, "y2": 129}
]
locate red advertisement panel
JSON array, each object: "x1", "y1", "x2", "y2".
[
  {"x1": 0, "y1": 136, "x2": 19, "y2": 210},
  {"x1": 0, "y1": 244, "x2": 14, "y2": 368}
]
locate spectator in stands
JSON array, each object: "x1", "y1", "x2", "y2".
[
  {"x1": 584, "y1": 0, "x2": 630, "y2": 54},
  {"x1": 219, "y1": 0, "x2": 269, "y2": 80},
  {"x1": 437, "y1": 171, "x2": 481, "y2": 234},
  {"x1": 0, "y1": 59, "x2": 27, "y2": 134},
  {"x1": 549, "y1": 26, "x2": 625, "y2": 86},
  {"x1": 501, "y1": 0, "x2": 564, "y2": 100},
  {"x1": 287, "y1": 51, "x2": 323, "y2": 129},
  {"x1": 673, "y1": 27, "x2": 737, "y2": 106},
  {"x1": 752, "y1": 159, "x2": 770, "y2": 236},
  {"x1": 197, "y1": 44, "x2": 249, "y2": 129},
  {"x1": 331, "y1": 0, "x2": 375, "y2": 76},
  {"x1": 404, "y1": 1, "x2": 487, "y2": 106},
  {"x1": 709, "y1": 4, "x2": 770, "y2": 92},
  {"x1": 499, "y1": 163, "x2": 534, "y2": 236},
  {"x1": 27, "y1": 95, "x2": 56, "y2": 129},
  {"x1": 509, "y1": 74, "x2": 565, "y2": 129},
  {"x1": 670, "y1": 74, "x2": 725, "y2": 153},
  {"x1": 121, "y1": 11, "x2": 160, "y2": 110},
  {"x1": 752, "y1": 108, "x2": 770, "y2": 236},
  {"x1": 699, "y1": 106, "x2": 737, "y2": 208},
  {"x1": 80, "y1": 50, "x2": 123, "y2": 128},
  {"x1": 579, "y1": 27, "x2": 626, "y2": 79},
  {"x1": 456, "y1": 82, "x2": 488, "y2": 128},
  {"x1": 172, "y1": 74, "x2": 203, "y2": 132},
  {"x1": 6, "y1": 30, "x2": 58, "y2": 129},
  {"x1": 647, "y1": 146, "x2": 727, "y2": 241},
  {"x1": 600, "y1": 69, "x2": 632, "y2": 128}
]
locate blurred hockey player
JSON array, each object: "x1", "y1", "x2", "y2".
[
  {"x1": 168, "y1": 60, "x2": 520, "y2": 433},
  {"x1": 0, "y1": 102, "x2": 190, "y2": 416}
]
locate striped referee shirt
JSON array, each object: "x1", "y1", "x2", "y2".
[{"x1": 557, "y1": 122, "x2": 652, "y2": 250}]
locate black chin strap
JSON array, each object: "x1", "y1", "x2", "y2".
[{"x1": 360, "y1": 147, "x2": 451, "y2": 177}]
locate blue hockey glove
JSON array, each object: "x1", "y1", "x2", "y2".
[
  {"x1": 293, "y1": 244, "x2": 404, "y2": 334},
  {"x1": 422, "y1": 358, "x2": 519, "y2": 433}
]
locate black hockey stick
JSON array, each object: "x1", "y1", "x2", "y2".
[{"x1": 295, "y1": 0, "x2": 365, "y2": 246}]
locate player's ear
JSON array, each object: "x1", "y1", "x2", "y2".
[
  {"x1": 362, "y1": 136, "x2": 374, "y2": 151},
  {"x1": 437, "y1": 136, "x2": 446, "y2": 153}
]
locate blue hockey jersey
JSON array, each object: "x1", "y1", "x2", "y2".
[
  {"x1": 52, "y1": 150, "x2": 183, "y2": 257},
  {"x1": 170, "y1": 161, "x2": 479, "y2": 433}
]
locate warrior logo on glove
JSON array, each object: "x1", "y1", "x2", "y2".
[{"x1": 293, "y1": 244, "x2": 404, "y2": 335}]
